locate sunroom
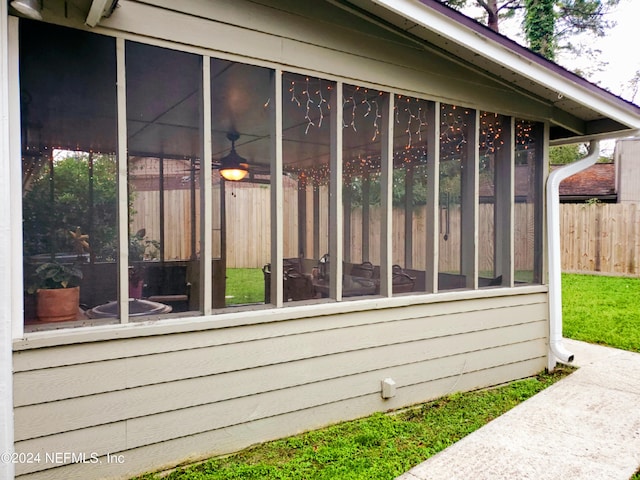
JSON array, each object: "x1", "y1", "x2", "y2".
[{"x1": 2, "y1": 0, "x2": 640, "y2": 479}]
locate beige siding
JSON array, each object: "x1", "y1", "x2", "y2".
[
  {"x1": 14, "y1": 292, "x2": 548, "y2": 479},
  {"x1": 615, "y1": 139, "x2": 640, "y2": 203}
]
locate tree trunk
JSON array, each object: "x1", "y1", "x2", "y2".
[{"x1": 482, "y1": 0, "x2": 500, "y2": 32}]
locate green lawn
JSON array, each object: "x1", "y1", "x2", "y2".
[
  {"x1": 133, "y1": 368, "x2": 571, "y2": 480},
  {"x1": 562, "y1": 273, "x2": 640, "y2": 353},
  {"x1": 225, "y1": 268, "x2": 265, "y2": 305}
]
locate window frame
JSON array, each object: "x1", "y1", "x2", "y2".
[{"x1": 12, "y1": 20, "x2": 546, "y2": 338}]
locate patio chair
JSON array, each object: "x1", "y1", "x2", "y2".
[{"x1": 142, "y1": 264, "x2": 191, "y2": 312}]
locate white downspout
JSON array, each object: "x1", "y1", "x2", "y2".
[{"x1": 546, "y1": 140, "x2": 599, "y2": 365}]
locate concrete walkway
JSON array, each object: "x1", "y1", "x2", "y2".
[{"x1": 397, "y1": 339, "x2": 640, "y2": 480}]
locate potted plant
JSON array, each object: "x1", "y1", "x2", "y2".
[
  {"x1": 27, "y1": 227, "x2": 88, "y2": 322},
  {"x1": 128, "y1": 228, "x2": 160, "y2": 298}
]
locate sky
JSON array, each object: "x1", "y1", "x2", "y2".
[
  {"x1": 558, "y1": 0, "x2": 640, "y2": 154},
  {"x1": 462, "y1": 0, "x2": 640, "y2": 103},
  {"x1": 564, "y1": 0, "x2": 640, "y2": 103}
]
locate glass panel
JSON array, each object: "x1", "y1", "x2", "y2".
[
  {"x1": 20, "y1": 21, "x2": 118, "y2": 327},
  {"x1": 478, "y1": 111, "x2": 507, "y2": 287},
  {"x1": 282, "y1": 73, "x2": 334, "y2": 302},
  {"x1": 392, "y1": 95, "x2": 434, "y2": 295},
  {"x1": 439, "y1": 104, "x2": 473, "y2": 291},
  {"x1": 515, "y1": 119, "x2": 543, "y2": 284},
  {"x1": 126, "y1": 41, "x2": 202, "y2": 316},
  {"x1": 342, "y1": 85, "x2": 388, "y2": 298},
  {"x1": 212, "y1": 59, "x2": 273, "y2": 307}
]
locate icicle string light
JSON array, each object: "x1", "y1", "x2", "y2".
[
  {"x1": 316, "y1": 79, "x2": 327, "y2": 128},
  {"x1": 303, "y1": 77, "x2": 315, "y2": 135},
  {"x1": 394, "y1": 95, "x2": 430, "y2": 150},
  {"x1": 289, "y1": 80, "x2": 301, "y2": 107},
  {"x1": 371, "y1": 99, "x2": 381, "y2": 141},
  {"x1": 282, "y1": 80, "x2": 540, "y2": 187}
]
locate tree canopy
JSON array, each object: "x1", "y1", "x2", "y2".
[{"x1": 439, "y1": 0, "x2": 619, "y2": 60}]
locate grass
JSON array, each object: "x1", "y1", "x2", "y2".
[
  {"x1": 133, "y1": 368, "x2": 571, "y2": 480},
  {"x1": 225, "y1": 268, "x2": 265, "y2": 305},
  {"x1": 562, "y1": 273, "x2": 640, "y2": 353}
]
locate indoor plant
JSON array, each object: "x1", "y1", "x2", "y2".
[
  {"x1": 128, "y1": 228, "x2": 159, "y2": 298},
  {"x1": 28, "y1": 227, "x2": 88, "y2": 322}
]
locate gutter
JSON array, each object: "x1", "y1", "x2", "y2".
[{"x1": 546, "y1": 140, "x2": 599, "y2": 364}]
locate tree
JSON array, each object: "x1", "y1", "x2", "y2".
[
  {"x1": 22, "y1": 153, "x2": 118, "y2": 262},
  {"x1": 549, "y1": 144, "x2": 583, "y2": 164},
  {"x1": 523, "y1": 0, "x2": 556, "y2": 59},
  {"x1": 440, "y1": 0, "x2": 619, "y2": 60}
]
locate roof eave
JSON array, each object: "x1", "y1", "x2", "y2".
[{"x1": 367, "y1": 0, "x2": 640, "y2": 138}]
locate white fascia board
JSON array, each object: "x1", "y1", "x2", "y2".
[{"x1": 371, "y1": 0, "x2": 640, "y2": 131}]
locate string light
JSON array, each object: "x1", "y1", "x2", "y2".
[
  {"x1": 316, "y1": 79, "x2": 327, "y2": 128},
  {"x1": 371, "y1": 99, "x2": 381, "y2": 141},
  {"x1": 289, "y1": 80, "x2": 300, "y2": 107},
  {"x1": 303, "y1": 77, "x2": 315, "y2": 135},
  {"x1": 282, "y1": 78, "x2": 541, "y2": 186},
  {"x1": 440, "y1": 103, "x2": 470, "y2": 157},
  {"x1": 479, "y1": 111, "x2": 505, "y2": 156}
]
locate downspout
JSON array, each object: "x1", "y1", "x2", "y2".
[{"x1": 546, "y1": 139, "x2": 599, "y2": 364}]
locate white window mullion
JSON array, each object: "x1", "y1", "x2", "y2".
[
  {"x1": 425, "y1": 101, "x2": 440, "y2": 293},
  {"x1": 8, "y1": 16, "x2": 23, "y2": 339},
  {"x1": 379, "y1": 94, "x2": 394, "y2": 297},
  {"x1": 201, "y1": 56, "x2": 213, "y2": 314},
  {"x1": 330, "y1": 81, "x2": 343, "y2": 301},
  {"x1": 461, "y1": 109, "x2": 479, "y2": 290},
  {"x1": 116, "y1": 38, "x2": 129, "y2": 322},
  {"x1": 271, "y1": 69, "x2": 284, "y2": 308}
]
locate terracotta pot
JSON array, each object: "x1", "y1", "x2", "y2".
[{"x1": 36, "y1": 286, "x2": 80, "y2": 322}]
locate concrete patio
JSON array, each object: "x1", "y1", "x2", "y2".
[{"x1": 397, "y1": 339, "x2": 640, "y2": 480}]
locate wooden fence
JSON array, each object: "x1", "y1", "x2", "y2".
[
  {"x1": 561, "y1": 203, "x2": 640, "y2": 276},
  {"x1": 132, "y1": 185, "x2": 640, "y2": 276}
]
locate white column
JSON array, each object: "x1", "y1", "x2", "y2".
[
  {"x1": 0, "y1": 9, "x2": 16, "y2": 480},
  {"x1": 116, "y1": 38, "x2": 129, "y2": 321}
]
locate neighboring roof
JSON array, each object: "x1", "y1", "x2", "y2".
[
  {"x1": 344, "y1": 0, "x2": 640, "y2": 142},
  {"x1": 479, "y1": 163, "x2": 616, "y2": 202},
  {"x1": 555, "y1": 163, "x2": 616, "y2": 201}
]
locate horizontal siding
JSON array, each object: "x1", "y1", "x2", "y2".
[
  {"x1": 16, "y1": 358, "x2": 545, "y2": 480},
  {"x1": 14, "y1": 299, "x2": 547, "y2": 403},
  {"x1": 15, "y1": 321, "x2": 546, "y2": 439},
  {"x1": 14, "y1": 293, "x2": 548, "y2": 479}
]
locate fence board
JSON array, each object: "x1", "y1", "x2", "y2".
[{"x1": 560, "y1": 203, "x2": 640, "y2": 276}]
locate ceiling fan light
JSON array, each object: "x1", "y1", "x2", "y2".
[
  {"x1": 10, "y1": 0, "x2": 43, "y2": 20},
  {"x1": 220, "y1": 167, "x2": 248, "y2": 181},
  {"x1": 219, "y1": 132, "x2": 249, "y2": 181}
]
